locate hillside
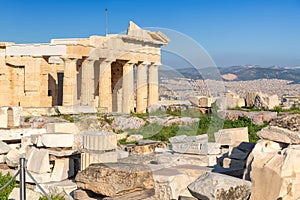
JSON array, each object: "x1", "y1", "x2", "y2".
[{"x1": 160, "y1": 66, "x2": 300, "y2": 83}]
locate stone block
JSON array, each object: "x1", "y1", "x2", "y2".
[
  {"x1": 26, "y1": 147, "x2": 51, "y2": 174},
  {"x1": 169, "y1": 134, "x2": 208, "y2": 143},
  {"x1": 0, "y1": 141, "x2": 10, "y2": 154},
  {"x1": 81, "y1": 151, "x2": 117, "y2": 170},
  {"x1": 0, "y1": 154, "x2": 6, "y2": 163},
  {"x1": 172, "y1": 142, "x2": 200, "y2": 154},
  {"x1": 50, "y1": 158, "x2": 75, "y2": 182},
  {"x1": 82, "y1": 132, "x2": 117, "y2": 151},
  {"x1": 76, "y1": 162, "x2": 154, "y2": 197},
  {"x1": 46, "y1": 122, "x2": 79, "y2": 134},
  {"x1": 188, "y1": 172, "x2": 251, "y2": 200},
  {"x1": 117, "y1": 149, "x2": 129, "y2": 159},
  {"x1": 126, "y1": 134, "x2": 143, "y2": 143},
  {"x1": 40, "y1": 133, "x2": 75, "y2": 148},
  {"x1": 257, "y1": 126, "x2": 300, "y2": 144},
  {"x1": 36, "y1": 179, "x2": 77, "y2": 199},
  {"x1": 199, "y1": 142, "x2": 221, "y2": 155},
  {"x1": 214, "y1": 127, "x2": 249, "y2": 146}
]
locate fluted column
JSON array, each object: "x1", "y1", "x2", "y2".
[
  {"x1": 62, "y1": 57, "x2": 79, "y2": 106},
  {"x1": 136, "y1": 62, "x2": 149, "y2": 113},
  {"x1": 81, "y1": 58, "x2": 95, "y2": 106},
  {"x1": 99, "y1": 60, "x2": 112, "y2": 112},
  {"x1": 148, "y1": 63, "x2": 159, "y2": 106},
  {"x1": 122, "y1": 61, "x2": 135, "y2": 113}
]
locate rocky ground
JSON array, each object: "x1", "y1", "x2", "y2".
[{"x1": 1, "y1": 108, "x2": 300, "y2": 199}]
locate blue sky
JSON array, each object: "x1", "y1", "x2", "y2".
[{"x1": 1, "y1": 0, "x2": 300, "y2": 67}]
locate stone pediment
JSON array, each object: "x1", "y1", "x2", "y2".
[{"x1": 126, "y1": 21, "x2": 170, "y2": 45}]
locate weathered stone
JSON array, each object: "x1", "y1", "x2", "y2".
[
  {"x1": 214, "y1": 127, "x2": 248, "y2": 146},
  {"x1": 200, "y1": 142, "x2": 221, "y2": 155},
  {"x1": 126, "y1": 134, "x2": 143, "y2": 143},
  {"x1": 46, "y1": 122, "x2": 80, "y2": 134},
  {"x1": 26, "y1": 147, "x2": 51, "y2": 174},
  {"x1": 9, "y1": 187, "x2": 42, "y2": 200},
  {"x1": 244, "y1": 140, "x2": 300, "y2": 200},
  {"x1": 50, "y1": 158, "x2": 75, "y2": 182},
  {"x1": 111, "y1": 116, "x2": 146, "y2": 131},
  {"x1": 0, "y1": 128, "x2": 46, "y2": 141},
  {"x1": 223, "y1": 158, "x2": 246, "y2": 168},
  {"x1": 40, "y1": 133, "x2": 74, "y2": 147},
  {"x1": 81, "y1": 151, "x2": 117, "y2": 170},
  {"x1": 37, "y1": 179, "x2": 77, "y2": 198},
  {"x1": 169, "y1": 134, "x2": 208, "y2": 143},
  {"x1": 125, "y1": 142, "x2": 167, "y2": 155},
  {"x1": 189, "y1": 96, "x2": 216, "y2": 108},
  {"x1": 83, "y1": 132, "x2": 117, "y2": 151},
  {"x1": 6, "y1": 149, "x2": 24, "y2": 167},
  {"x1": 188, "y1": 172, "x2": 251, "y2": 200},
  {"x1": 270, "y1": 114, "x2": 300, "y2": 132},
  {"x1": 257, "y1": 125, "x2": 300, "y2": 144},
  {"x1": 0, "y1": 141, "x2": 10, "y2": 154},
  {"x1": 117, "y1": 149, "x2": 129, "y2": 159},
  {"x1": 0, "y1": 154, "x2": 6, "y2": 163},
  {"x1": 76, "y1": 163, "x2": 154, "y2": 197},
  {"x1": 217, "y1": 110, "x2": 277, "y2": 125},
  {"x1": 254, "y1": 92, "x2": 280, "y2": 110}
]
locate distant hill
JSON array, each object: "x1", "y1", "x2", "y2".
[{"x1": 160, "y1": 66, "x2": 300, "y2": 83}]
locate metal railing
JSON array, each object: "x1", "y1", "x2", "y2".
[{"x1": 0, "y1": 158, "x2": 52, "y2": 200}]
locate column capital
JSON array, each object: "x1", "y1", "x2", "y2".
[
  {"x1": 150, "y1": 62, "x2": 161, "y2": 66},
  {"x1": 60, "y1": 56, "x2": 81, "y2": 62},
  {"x1": 138, "y1": 61, "x2": 151, "y2": 66}
]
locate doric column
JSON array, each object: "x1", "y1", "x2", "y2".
[
  {"x1": 122, "y1": 61, "x2": 135, "y2": 113},
  {"x1": 99, "y1": 60, "x2": 112, "y2": 112},
  {"x1": 62, "y1": 57, "x2": 79, "y2": 107},
  {"x1": 148, "y1": 63, "x2": 160, "y2": 106},
  {"x1": 136, "y1": 62, "x2": 149, "y2": 113},
  {"x1": 81, "y1": 58, "x2": 95, "y2": 106}
]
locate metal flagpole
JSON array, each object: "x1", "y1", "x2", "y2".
[{"x1": 105, "y1": 8, "x2": 108, "y2": 35}]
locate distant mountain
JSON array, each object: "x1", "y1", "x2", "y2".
[
  {"x1": 160, "y1": 65, "x2": 300, "y2": 83},
  {"x1": 219, "y1": 65, "x2": 300, "y2": 83}
]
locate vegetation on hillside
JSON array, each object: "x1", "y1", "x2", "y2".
[
  {"x1": 0, "y1": 172, "x2": 16, "y2": 200},
  {"x1": 125, "y1": 103, "x2": 268, "y2": 143}
]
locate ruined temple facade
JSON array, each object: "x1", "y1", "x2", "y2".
[{"x1": 0, "y1": 22, "x2": 169, "y2": 113}]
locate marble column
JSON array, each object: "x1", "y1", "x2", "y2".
[
  {"x1": 99, "y1": 60, "x2": 112, "y2": 112},
  {"x1": 148, "y1": 63, "x2": 159, "y2": 106},
  {"x1": 62, "y1": 57, "x2": 79, "y2": 107},
  {"x1": 122, "y1": 61, "x2": 135, "y2": 113},
  {"x1": 136, "y1": 62, "x2": 149, "y2": 113},
  {"x1": 81, "y1": 58, "x2": 95, "y2": 106}
]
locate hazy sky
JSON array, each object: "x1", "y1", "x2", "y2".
[{"x1": 1, "y1": 0, "x2": 300, "y2": 67}]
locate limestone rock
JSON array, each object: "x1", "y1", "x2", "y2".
[
  {"x1": 125, "y1": 142, "x2": 167, "y2": 155},
  {"x1": 6, "y1": 149, "x2": 24, "y2": 167},
  {"x1": 0, "y1": 141, "x2": 10, "y2": 154},
  {"x1": 217, "y1": 110, "x2": 277, "y2": 125},
  {"x1": 46, "y1": 122, "x2": 79, "y2": 134},
  {"x1": 82, "y1": 132, "x2": 117, "y2": 151},
  {"x1": 214, "y1": 127, "x2": 248, "y2": 146},
  {"x1": 40, "y1": 133, "x2": 75, "y2": 147},
  {"x1": 75, "y1": 163, "x2": 154, "y2": 197},
  {"x1": 169, "y1": 134, "x2": 208, "y2": 143},
  {"x1": 26, "y1": 147, "x2": 50, "y2": 174},
  {"x1": 223, "y1": 158, "x2": 246, "y2": 168},
  {"x1": 254, "y1": 92, "x2": 280, "y2": 110},
  {"x1": 188, "y1": 172, "x2": 251, "y2": 200},
  {"x1": 111, "y1": 116, "x2": 146, "y2": 131},
  {"x1": 257, "y1": 126, "x2": 300, "y2": 144},
  {"x1": 126, "y1": 134, "x2": 143, "y2": 143},
  {"x1": 150, "y1": 166, "x2": 208, "y2": 199},
  {"x1": 270, "y1": 114, "x2": 300, "y2": 132},
  {"x1": 9, "y1": 187, "x2": 42, "y2": 200},
  {"x1": 244, "y1": 140, "x2": 300, "y2": 200}
]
